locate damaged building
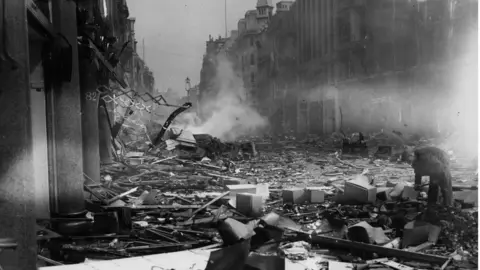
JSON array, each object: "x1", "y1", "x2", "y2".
[
  {"x1": 200, "y1": 0, "x2": 477, "y2": 140},
  {"x1": 0, "y1": 0, "x2": 477, "y2": 269},
  {"x1": 0, "y1": 0, "x2": 156, "y2": 268}
]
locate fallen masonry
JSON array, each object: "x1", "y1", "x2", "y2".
[{"x1": 36, "y1": 130, "x2": 478, "y2": 270}]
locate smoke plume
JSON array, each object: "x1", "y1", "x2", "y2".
[{"x1": 179, "y1": 54, "x2": 268, "y2": 141}]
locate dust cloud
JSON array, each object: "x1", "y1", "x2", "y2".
[
  {"x1": 302, "y1": 12, "x2": 478, "y2": 159},
  {"x1": 439, "y1": 25, "x2": 478, "y2": 158},
  {"x1": 179, "y1": 54, "x2": 268, "y2": 141}
]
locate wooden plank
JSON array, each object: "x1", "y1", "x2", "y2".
[
  {"x1": 0, "y1": 1, "x2": 37, "y2": 269},
  {"x1": 187, "y1": 191, "x2": 230, "y2": 222},
  {"x1": 103, "y1": 204, "x2": 203, "y2": 210},
  {"x1": 311, "y1": 235, "x2": 448, "y2": 264}
]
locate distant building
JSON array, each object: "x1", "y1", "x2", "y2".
[
  {"x1": 276, "y1": 1, "x2": 294, "y2": 13},
  {"x1": 198, "y1": 35, "x2": 230, "y2": 120},
  {"x1": 256, "y1": 0, "x2": 274, "y2": 29},
  {"x1": 293, "y1": 0, "x2": 477, "y2": 136},
  {"x1": 228, "y1": 0, "x2": 275, "y2": 110},
  {"x1": 201, "y1": 0, "x2": 478, "y2": 137}
]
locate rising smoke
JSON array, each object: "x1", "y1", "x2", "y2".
[
  {"x1": 179, "y1": 53, "x2": 268, "y2": 141},
  {"x1": 301, "y1": 6, "x2": 478, "y2": 159}
]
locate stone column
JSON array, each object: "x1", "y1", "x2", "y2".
[
  {"x1": 49, "y1": 0, "x2": 86, "y2": 216},
  {"x1": 0, "y1": 1, "x2": 36, "y2": 269},
  {"x1": 79, "y1": 49, "x2": 101, "y2": 182}
]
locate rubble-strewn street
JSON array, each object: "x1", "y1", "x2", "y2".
[
  {"x1": 1, "y1": 0, "x2": 477, "y2": 269},
  {"x1": 36, "y1": 130, "x2": 478, "y2": 269}
]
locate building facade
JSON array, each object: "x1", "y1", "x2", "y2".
[
  {"x1": 293, "y1": 0, "x2": 477, "y2": 137},
  {"x1": 198, "y1": 35, "x2": 229, "y2": 120},
  {"x1": 223, "y1": 0, "x2": 477, "y2": 139},
  {"x1": 256, "y1": 1, "x2": 297, "y2": 133},
  {"x1": 0, "y1": 1, "x2": 158, "y2": 267}
]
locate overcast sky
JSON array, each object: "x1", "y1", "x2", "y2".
[{"x1": 127, "y1": 0, "x2": 278, "y2": 94}]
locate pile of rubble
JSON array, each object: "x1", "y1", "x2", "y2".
[{"x1": 36, "y1": 129, "x2": 478, "y2": 270}]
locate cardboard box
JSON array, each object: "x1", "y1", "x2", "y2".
[
  {"x1": 236, "y1": 193, "x2": 263, "y2": 217},
  {"x1": 282, "y1": 188, "x2": 308, "y2": 204},
  {"x1": 307, "y1": 188, "x2": 325, "y2": 203},
  {"x1": 344, "y1": 177, "x2": 377, "y2": 203},
  {"x1": 226, "y1": 184, "x2": 257, "y2": 199}
]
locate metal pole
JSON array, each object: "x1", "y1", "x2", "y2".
[
  {"x1": 224, "y1": 0, "x2": 227, "y2": 37},
  {"x1": 143, "y1": 38, "x2": 145, "y2": 61}
]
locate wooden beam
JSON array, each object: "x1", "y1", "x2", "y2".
[
  {"x1": 86, "y1": 38, "x2": 129, "y2": 89},
  {"x1": 26, "y1": 0, "x2": 55, "y2": 38},
  {"x1": 187, "y1": 191, "x2": 230, "y2": 222},
  {"x1": 311, "y1": 235, "x2": 448, "y2": 265}
]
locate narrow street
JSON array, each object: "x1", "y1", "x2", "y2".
[{"x1": 0, "y1": 0, "x2": 477, "y2": 270}]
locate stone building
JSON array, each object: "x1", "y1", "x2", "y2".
[
  {"x1": 291, "y1": 0, "x2": 477, "y2": 137},
  {"x1": 198, "y1": 35, "x2": 230, "y2": 119},
  {"x1": 0, "y1": 2, "x2": 157, "y2": 268},
  {"x1": 225, "y1": 0, "x2": 477, "y2": 140}
]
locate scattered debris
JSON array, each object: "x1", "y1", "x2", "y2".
[{"x1": 37, "y1": 131, "x2": 478, "y2": 269}]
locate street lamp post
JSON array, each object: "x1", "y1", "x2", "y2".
[{"x1": 185, "y1": 77, "x2": 191, "y2": 101}]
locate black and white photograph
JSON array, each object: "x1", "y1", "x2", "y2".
[{"x1": 0, "y1": 0, "x2": 478, "y2": 269}]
